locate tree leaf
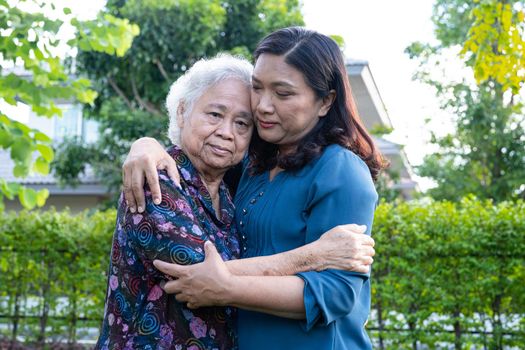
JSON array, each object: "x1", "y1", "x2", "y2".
[
  {"x1": 10, "y1": 137, "x2": 32, "y2": 163},
  {"x1": 33, "y1": 156, "x2": 50, "y2": 175},
  {"x1": 36, "y1": 143, "x2": 54, "y2": 162},
  {"x1": 18, "y1": 187, "x2": 37, "y2": 209},
  {"x1": 36, "y1": 188, "x2": 49, "y2": 207}
]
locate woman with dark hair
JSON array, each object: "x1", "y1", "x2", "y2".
[{"x1": 123, "y1": 27, "x2": 384, "y2": 349}]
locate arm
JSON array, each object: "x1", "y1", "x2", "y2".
[
  {"x1": 155, "y1": 242, "x2": 306, "y2": 319},
  {"x1": 225, "y1": 223, "x2": 374, "y2": 275},
  {"x1": 123, "y1": 140, "x2": 375, "y2": 275},
  {"x1": 125, "y1": 172, "x2": 205, "y2": 271},
  {"x1": 297, "y1": 150, "x2": 377, "y2": 330},
  {"x1": 122, "y1": 137, "x2": 178, "y2": 213},
  {"x1": 154, "y1": 152, "x2": 377, "y2": 320}
]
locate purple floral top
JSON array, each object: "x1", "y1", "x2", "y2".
[{"x1": 95, "y1": 146, "x2": 240, "y2": 350}]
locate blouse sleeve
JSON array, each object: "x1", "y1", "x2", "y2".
[
  {"x1": 297, "y1": 148, "x2": 378, "y2": 331},
  {"x1": 120, "y1": 171, "x2": 204, "y2": 276}
]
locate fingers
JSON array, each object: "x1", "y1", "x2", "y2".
[
  {"x1": 160, "y1": 158, "x2": 181, "y2": 188},
  {"x1": 343, "y1": 224, "x2": 367, "y2": 234},
  {"x1": 161, "y1": 281, "x2": 199, "y2": 309},
  {"x1": 144, "y1": 159, "x2": 162, "y2": 205},
  {"x1": 161, "y1": 279, "x2": 183, "y2": 295},
  {"x1": 362, "y1": 235, "x2": 375, "y2": 247},
  {"x1": 122, "y1": 163, "x2": 137, "y2": 213},
  {"x1": 354, "y1": 264, "x2": 371, "y2": 274},
  {"x1": 204, "y1": 241, "x2": 220, "y2": 260},
  {"x1": 153, "y1": 259, "x2": 185, "y2": 278}
]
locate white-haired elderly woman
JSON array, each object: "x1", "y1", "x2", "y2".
[{"x1": 95, "y1": 54, "x2": 374, "y2": 350}]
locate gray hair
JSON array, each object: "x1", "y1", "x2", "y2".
[{"x1": 166, "y1": 53, "x2": 254, "y2": 145}]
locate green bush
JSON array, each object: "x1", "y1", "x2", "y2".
[
  {"x1": 0, "y1": 209, "x2": 116, "y2": 347},
  {"x1": 0, "y1": 197, "x2": 523, "y2": 349},
  {"x1": 370, "y1": 197, "x2": 525, "y2": 349}
]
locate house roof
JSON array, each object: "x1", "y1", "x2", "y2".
[
  {"x1": 346, "y1": 59, "x2": 393, "y2": 130},
  {"x1": 0, "y1": 151, "x2": 108, "y2": 195}
]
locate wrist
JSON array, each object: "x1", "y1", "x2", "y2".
[
  {"x1": 219, "y1": 274, "x2": 241, "y2": 306},
  {"x1": 289, "y1": 243, "x2": 322, "y2": 273}
]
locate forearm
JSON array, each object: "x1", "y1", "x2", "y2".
[
  {"x1": 226, "y1": 243, "x2": 323, "y2": 276},
  {"x1": 224, "y1": 275, "x2": 306, "y2": 319}
]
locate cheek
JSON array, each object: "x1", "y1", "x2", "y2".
[
  {"x1": 234, "y1": 133, "x2": 252, "y2": 156},
  {"x1": 250, "y1": 94, "x2": 259, "y2": 113}
]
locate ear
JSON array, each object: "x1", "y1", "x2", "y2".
[
  {"x1": 177, "y1": 102, "x2": 185, "y2": 128},
  {"x1": 318, "y1": 90, "x2": 336, "y2": 117}
]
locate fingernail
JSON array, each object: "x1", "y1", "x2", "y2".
[
  {"x1": 154, "y1": 197, "x2": 161, "y2": 205},
  {"x1": 129, "y1": 207, "x2": 136, "y2": 213},
  {"x1": 159, "y1": 281, "x2": 166, "y2": 290},
  {"x1": 138, "y1": 206, "x2": 143, "y2": 213}
]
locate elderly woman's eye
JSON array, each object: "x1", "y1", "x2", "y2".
[
  {"x1": 235, "y1": 120, "x2": 250, "y2": 130},
  {"x1": 208, "y1": 112, "x2": 221, "y2": 118}
]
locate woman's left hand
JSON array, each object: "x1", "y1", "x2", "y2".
[{"x1": 153, "y1": 241, "x2": 234, "y2": 309}]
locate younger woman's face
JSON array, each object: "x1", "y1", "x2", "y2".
[{"x1": 250, "y1": 54, "x2": 332, "y2": 155}]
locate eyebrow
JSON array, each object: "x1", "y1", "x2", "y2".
[
  {"x1": 206, "y1": 103, "x2": 252, "y2": 120},
  {"x1": 237, "y1": 111, "x2": 253, "y2": 120},
  {"x1": 252, "y1": 76, "x2": 296, "y2": 89},
  {"x1": 206, "y1": 103, "x2": 228, "y2": 111}
]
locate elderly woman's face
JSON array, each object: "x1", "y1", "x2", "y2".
[{"x1": 179, "y1": 78, "x2": 253, "y2": 173}]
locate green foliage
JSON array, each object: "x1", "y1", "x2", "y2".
[
  {"x1": 53, "y1": 0, "x2": 305, "y2": 206},
  {"x1": 0, "y1": 0, "x2": 139, "y2": 210},
  {"x1": 369, "y1": 197, "x2": 525, "y2": 349},
  {"x1": 1, "y1": 198, "x2": 523, "y2": 347},
  {"x1": 0, "y1": 208, "x2": 116, "y2": 345},
  {"x1": 409, "y1": 0, "x2": 525, "y2": 202}
]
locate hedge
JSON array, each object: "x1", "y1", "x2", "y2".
[
  {"x1": 0, "y1": 197, "x2": 523, "y2": 349},
  {"x1": 0, "y1": 209, "x2": 115, "y2": 348}
]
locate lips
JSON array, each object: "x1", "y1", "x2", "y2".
[
  {"x1": 208, "y1": 144, "x2": 232, "y2": 155},
  {"x1": 257, "y1": 119, "x2": 278, "y2": 129}
]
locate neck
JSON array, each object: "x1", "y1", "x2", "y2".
[
  {"x1": 278, "y1": 144, "x2": 297, "y2": 156},
  {"x1": 183, "y1": 150, "x2": 225, "y2": 213}
]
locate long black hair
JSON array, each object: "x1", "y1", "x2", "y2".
[{"x1": 249, "y1": 27, "x2": 386, "y2": 181}]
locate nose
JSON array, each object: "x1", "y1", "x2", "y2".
[
  {"x1": 215, "y1": 119, "x2": 234, "y2": 140},
  {"x1": 255, "y1": 91, "x2": 274, "y2": 115}
]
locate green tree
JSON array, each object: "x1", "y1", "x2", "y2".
[
  {"x1": 407, "y1": 0, "x2": 525, "y2": 202},
  {"x1": 0, "y1": 0, "x2": 139, "y2": 209},
  {"x1": 52, "y1": 0, "x2": 304, "y2": 205}
]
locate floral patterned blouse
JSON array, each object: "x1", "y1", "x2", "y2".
[{"x1": 95, "y1": 146, "x2": 240, "y2": 350}]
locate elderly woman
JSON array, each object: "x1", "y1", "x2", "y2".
[{"x1": 95, "y1": 53, "x2": 375, "y2": 350}]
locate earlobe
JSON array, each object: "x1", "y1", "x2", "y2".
[{"x1": 319, "y1": 90, "x2": 336, "y2": 117}]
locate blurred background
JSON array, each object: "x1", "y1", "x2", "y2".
[{"x1": 0, "y1": 0, "x2": 524, "y2": 349}]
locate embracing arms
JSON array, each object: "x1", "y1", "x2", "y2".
[{"x1": 121, "y1": 137, "x2": 375, "y2": 275}]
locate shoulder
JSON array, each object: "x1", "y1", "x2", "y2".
[
  {"x1": 313, "y1": 144, "x2": 371, "y2": 178},
  {"x1": 307, "y1": 145, "x2": 377, "y2": 199}
]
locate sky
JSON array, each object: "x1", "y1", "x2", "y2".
[
  {"x1": 302, "y1": 0, "x2": 450, "y2": 166},
  {"x1": 46, "y1": 0, "x2": 452, "y2": 188}
]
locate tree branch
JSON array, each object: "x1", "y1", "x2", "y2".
[
  {"x1": 130, "y1": 76, "x2": 161, "y2": 115},
  {"x1": 107, "y1": 76, "x2": 133, "y2": 109},
  {"x1": 153, "y1": 58, "x2": 170, "y2": 81}
]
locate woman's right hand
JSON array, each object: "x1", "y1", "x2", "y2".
[
  {"x1": 314, "y1": 224, "x2": 375, "y2": 273},
  {"x1": 122, "y1": 137, "x2": 179, "y2": 213}
]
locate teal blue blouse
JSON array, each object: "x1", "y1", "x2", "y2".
[{"x1": 234, "y1": 145, "x2": 377, "y2": 350}]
